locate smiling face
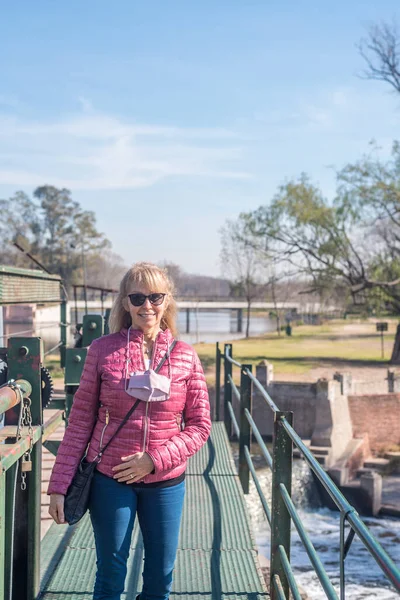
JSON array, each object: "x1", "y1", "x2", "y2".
[{"x1": 124, "y1": 283, "x2": 168, "y2": 337}]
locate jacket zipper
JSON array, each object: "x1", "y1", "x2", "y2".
[
  {"x1": 143, "y1": 402, "x2": 149, "y2": 452},
  {"x1": 99, "y1": 409, "x2": 110, "y2": 451},
  {"x1": 141, "y1": 333, "x2": 159, "y2": 452}
]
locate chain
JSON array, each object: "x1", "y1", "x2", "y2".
[
  {"x1": 1, "y1": 381, "x2": 34, "y2": 491},
  {"x1": 20, "y1": 396, "x2": 33, "y2": 491}
]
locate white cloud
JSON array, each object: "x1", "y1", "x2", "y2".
[{"x1": 0, "y1": 109, "x2": 250, "y2": 190}]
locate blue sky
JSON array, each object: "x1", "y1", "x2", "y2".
[{"x1": 1, "y1": 1, "x2": 400, "y2": 276}]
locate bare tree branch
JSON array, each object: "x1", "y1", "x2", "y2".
[{"x1": 358, "y1": 21, "x2": 400, "y2": 93}]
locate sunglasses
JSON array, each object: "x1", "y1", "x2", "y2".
[{"x1": 128, "y1": 293, "x2": 167, "y2": 307}]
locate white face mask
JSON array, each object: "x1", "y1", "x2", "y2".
[
  {"x1": 125, "y1": 327, "x2": 173, "y2": 402},
  {"x1": 126, "y1": 370, "x2": 171, "y2": 402}
]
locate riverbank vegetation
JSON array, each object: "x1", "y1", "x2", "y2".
[{"x1": 195, "y1": 318, "x2": 397, "y2": 383}]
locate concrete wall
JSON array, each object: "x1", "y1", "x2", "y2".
[
  {"x1": 251, "y1": 381, "x2": 317, "y2": 439},
  {"x1": 348, "y1": 393, "x2": 400, "y2": 452}
]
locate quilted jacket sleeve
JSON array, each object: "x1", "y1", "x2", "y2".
[
  {"x1": 47, "y1": 339, "x2": 101, "y2": 495},
  {"x1": 147, "y1": 350, "x2": 211, "y2": 473}
]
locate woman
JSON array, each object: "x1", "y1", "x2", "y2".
[{"x1": 48, "y1": 262, "x2": 211, "y2": 600}]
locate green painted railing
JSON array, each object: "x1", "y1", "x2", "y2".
[
  {"x1": 0, "y1": 311, "x2": 105, "y2": 600},
  {"x1": 216, "y1": 342, "x2": 400, "y2": 600},
  {"x1": 0, "y1": 338, "x2": 65, "y2": 600}
]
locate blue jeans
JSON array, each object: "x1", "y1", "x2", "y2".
[{"x1": 89, "y1": 471, "x2": 185, "y2": 600}]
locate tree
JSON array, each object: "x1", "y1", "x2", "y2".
[
  {"x1": 220, "y1": 216, "x2": 264, "y2": 338},
  {"x1": 160, "y1": 262, "x2": 185, "y2": 295},
  {"x1": 242, "y1": 143, "x2": 400, "y2": 360},
  {"x1": 359, "y1": 20, "x2": 400, "y2": 94},
  {"x1": 86, "y1": 250, "x2": 127, "y2": 290},
  {"x1": 246, "y1": 146, "x2": 400, "y2": 303},
  {"x1": 0, "y1": 185, "x2": 111, "y2": 291}
]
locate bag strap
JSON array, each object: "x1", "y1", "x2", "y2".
[
  {"x1": 95, "y1": 398, "x2": 140, "y2": 460},
  {"x1": 95, "y1": 339, "x2": 177, "y2": 460},
  {"x1": 154, "y1": 339, "x2": 177, "y2": 373}
]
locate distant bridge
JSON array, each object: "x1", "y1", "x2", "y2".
[
  {"x1": 176, "y1": 300, "x2": 336, "y2": 312},
  {"x1": 68, "y1": 300, "x2": 339, "y2": 335},
  {"x1": 70, "y1": 299, "x2": 338, "y2": 312}
]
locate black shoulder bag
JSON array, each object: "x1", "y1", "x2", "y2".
[{"x1": 64, "y1": 340, "x2": 177, "y2": 525}]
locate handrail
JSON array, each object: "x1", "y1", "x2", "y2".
[
  {"x1": 244, "y1": 367, "x2": 280, "y2": 412},
  {"x1": 279, "y1": 483, "x2": 339, "y2": 599},
  {"x1": 272, "y1": 575, "x2": 286, "y2": 600},
  {"x1": 0, "y1": 426, "x2": 42, "y2": 472},
  {"x1": 278, "y1": 546, "x2": 302, "y2": 600},
  {"x1": 228, "y1": 374, "x2": 241, "y2": 402},
  {"x1": 0, "y1": 336, "x2": 70, "y2": 600},
  {"x1": 281, "y1": 418, "x2": 354, "y2": 512},
  {"x1": 224, "y1": 346, "x2": 242, "y2": 368},
  {"x1": 226, "y1": 401, "x2": 240, "y2": 438},
  {"x1": 0, "y1": 380, "x2": 32, "y2": 415},
  {"x1": 244, "y1": 445, "x2": 271, "y2": 525},
  {"x1": 244, "y1": 408, "x2": 273, "y2": 469},
  {"x1": 44, "y1": 341, "x2": 63, "y2": 356},
  {"x1": 217, "y1": 341, "x2": 400, "y2": 599}
]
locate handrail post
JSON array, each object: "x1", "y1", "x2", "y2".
[
  {"x1": 7, "y1": 337, "x2": 43, "y2": 600},
  {"x1": 0, "y1": 473, "x2": 5, "y2": 600},
  {"x1": 60, "y1": 299, "x2": 67, "y2": 369},
  {"x1": 270, "y1": 411, "x2": 293, "y2": 600},
  {"x1": 223, "y1": 343, "x2": 233, "y2": 438},
  {"x1": 239, "y1": 364, "x2": 252, "y2": 494},
  {"x1": 215, "y1": 342, "x2": 221, "y2": 422}
]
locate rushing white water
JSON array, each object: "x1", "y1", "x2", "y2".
[{"x1": 242, "y1": 458, "x2": 400, "y2": 599}]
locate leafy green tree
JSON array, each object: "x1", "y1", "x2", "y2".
[
  {"x1": 239, "y1": 143, "x2": 400, "y2": 360},
  {"x1": 0, "y1": 185, "x2": 112, "y2": 291}
]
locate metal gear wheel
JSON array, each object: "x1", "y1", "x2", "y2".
[{"x1": 40, "y1": 365, "x2": 54, "y2": 409}]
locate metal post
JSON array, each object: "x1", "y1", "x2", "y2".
[
  {"x1": 215, "y1": 342, "x2": 221, "y2": 422},
  {"x1": 239, "y1": 364, "x2": 252, "y2": 494},
  {"x1": 100, "y1": 290, "x2": 104, "y2": 316},
  {"x1": 7, "y1": 337, "x2": 43, "y2": 600},
  {"x1": 73, "y1": 286, "x2": 78, "y2": 325},
  {"x1": 82, "y1": 241, "x2": 88, "y2": 316},
  {"x1": 223, "y1": 344, "x2": 233, "y2": 437},
  {"x1": 104, "y1": 308, "x2": 111, "y2": 336},
  {"x1": 0, "y1": 306, "x2": 4, "y2": 347},
  {"x1": 270, "y1": 411, "x2": 293, "y2": 600},
  {"x1": 4, "y1": 464, "x2": 17, "y2": 600},
  {"x1": 27, "y1": 441, "x2": 42, "y2": 599},
  {"x1": 60, "y1": 300, "x2": 67, "y2": 369},
  {"x1": 186, "y1": 308, "x2": 190, "y2": 334},
  {"x1": 0, "y1": 473, "x2": 5, "y2": 600},
  {"x1": 65, "y1": 390, "x2": 75, "y2": 426},
  {"x1": 237, "y1": 308, "x2": 243, "y2": 333}
]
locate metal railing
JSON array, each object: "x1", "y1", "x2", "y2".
[
  {"x1": 0, "y1": 338, "x2": 65, "y2": 600},
  {"x1": 215, "y1": 342, "x2": 400, "y2": 600}
]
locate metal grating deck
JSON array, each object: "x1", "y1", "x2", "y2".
[{"x1": 39, "y1": 422, "x2": 269, "y2": 599}]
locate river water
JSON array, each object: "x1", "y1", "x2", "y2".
[
  {"x1": 243, "y1": 458, "x2": 400, "y2": 599},
  {"x1": 178, "y1": 310, "x2": 276, "y2": 344}
]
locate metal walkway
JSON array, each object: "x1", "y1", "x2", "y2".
[{"x1": 39, "y1": 422, "x2": 269, "y2": 599}]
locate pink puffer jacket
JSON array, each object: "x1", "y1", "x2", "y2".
[{"x1": 47, "y1": 328, "x2": 211, "y2": 495}]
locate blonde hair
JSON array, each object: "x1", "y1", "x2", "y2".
[{"x1": 109, "y1": 262, "x2": 178, "y2": 336}]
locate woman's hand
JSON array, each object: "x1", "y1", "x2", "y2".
[
  {"x1": 49, "y1": 493, "x2": 65, "y2": 524},
  {"x1": 112, "y1": 452, "x2": 155, "y2": 484}
]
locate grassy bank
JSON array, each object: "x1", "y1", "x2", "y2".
[{"x1": 194, "y1": 319, "x2": 397, "y2": 383}]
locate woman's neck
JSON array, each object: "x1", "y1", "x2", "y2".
[{"x1": 143, "y1": 327, "x2": 161, "y2": 344}]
